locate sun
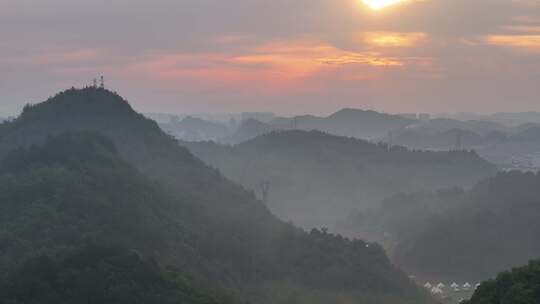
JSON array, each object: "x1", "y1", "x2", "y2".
[{"x1": 361, "y1": 0, "x2": 408, "y2": 10}]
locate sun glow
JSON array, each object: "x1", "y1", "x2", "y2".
[{"x1": 361, "y1": 0, "x2": 408, "y2": 10}]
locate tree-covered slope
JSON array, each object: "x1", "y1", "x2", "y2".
[
  {"x1": 385, "y1": 171, "x2": 540, "y2": 282},
  {"x1": 0, "y1": 88, "x2": 432, "y2": 304},
  {"x1": 184, "y1": 130, "x2": 495, "y2": 230},
  {"x1": 0, "y1": 245, "x2": 238, "y2": 304},
  {"x1": 464, "y1": 260, "x2": 540, "y2": 304}
]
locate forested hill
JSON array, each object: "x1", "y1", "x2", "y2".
[
  {"x1": 390, "y1": 171, "x2": 540, "y2": 282},
  {"x1": 270, "y1": 108, "x2": 417, "y2": 140},
  {"x1": 464, "y1": 260, "x2": 540, "y2": 304},
  {"x1": 0, "y1": 133, "x2": 242, "y2": 304},
  {"x1": 0, "y1": 246, "x2": 240, "y2": 304},
  {"x1": 184, "y1": 130, "x2": 495, "y2": 230},
  {"x1": 0, "y1": 88, "x2": 432, "y2": 304}
]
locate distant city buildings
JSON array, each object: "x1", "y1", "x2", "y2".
[{"x1": 422, "y1": 280, "x2": 480, "y2": 303}]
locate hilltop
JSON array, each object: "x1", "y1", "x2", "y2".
[
  {"x1": 268, "y1": 108, "x2": 417, "y2": 141},
  {"x1": 0, "y1": 88, "x2": 432, "y2": 304},
  {"x1": 184, "y1": 130, "x2": 495, "y2": 231}
]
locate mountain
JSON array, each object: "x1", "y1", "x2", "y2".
[
  {"x1": 159, "y1": 116, "x2": 230, "y2": 142},
  {"x1": 268, "y1": 109, "x2": 417, "y2": 140},
  {"x1": 372, "y1": 171, "x2": 540, "y2": 282},
  {"x1": 464, "y1": 260, "x2": 540, "y2": 304},
  {"x1": 184, "y1": 130, "x2": 495, "y2": 231},
  {"x1": 0, "y1": 245, "x2": 238, "y2": 304},
  {"x1": 491, "y1": 112, "x2": 540, "y2": 125},
  {"x1": 226, "y1": 118, "x2": 277, "y2": 143},
  {"x1": 384, "y1": 122, "x2": 540, "y2": 167},
  {"x1": 389, "y1": 128, "x2": 486, "y2": 151},
  {"x1": 512, "y1": 126, "x2": 540, "y2": 142},
  {"x1": 406, "y1": 118, "x2": 510, "y2": 136},
  {"x1": 436, "y1": 112, "x2": 540, "y2": 126},
  {"x1": 0, "y1": 88, "x2": 431, "y2": 304}
]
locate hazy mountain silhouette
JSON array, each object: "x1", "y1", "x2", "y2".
[
  {"x1": 268, "y1": 108, "x2": 416, "y2": 140},
  {"x1": 367, "y1": 171, "x2": 540, "y2": 282},
  {"x1": 389, "y1": 128, "x2": 486, "y2": 151},
  {"x1": 384, "y1": 121, "x2": 540, "y2": 167},
  {"x1": 184, "y1": 130, "x2": 495, "y2": 231},
  {"x1": 160, "y1": 116, "x2": 230, "y2": 142},
  {"x1": 0, "y1": 88, "x2": 432, "y2": 304},
  {"x1": 406, "y1": 118, "x2": 509, "y2": 136},
  {"x1": 512, "y1": 126, "x2": 540, "y2": 141},
  {"x1": 227, "y1": 118, "x2": 277, "y2": 143}
]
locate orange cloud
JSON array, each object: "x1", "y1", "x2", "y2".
[
  {"x1": 318, "y1": 53, "x2": 403, "y2": 66},
  {"x1": 485, "y1": 35, "x2": 540, "y2": 52},
  {"x1": 122, "y1": 40, "x2": 407, "y2": 91},
  {"x1": 360, "y1": 32, "x2": 428, "y2": 48}
]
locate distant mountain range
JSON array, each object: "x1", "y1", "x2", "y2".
[
  {"x1": 0, "y1": 88, "x2": 432, "y2": 304},
  {"x1": 438, "y1": 112, "x2": 540, "y2": 126},
  {"x1": 184, "y1": 130, "x2": 495, "y2": 231},
  {"x1": 155, "y1": 108, "x2": 418, "y2": 144},
  {"x1": 384, "y1": 121, "x2": 540, "y2": 166},
  {"x1": 160, "y1": 116, "x2": 230, "y2": 142},
  {"x1": 270, "y1": 108, "x2": 417, "y2": 140},
  {"x1": 226, "y1": 118, "x2": 275, "y2": 144}
]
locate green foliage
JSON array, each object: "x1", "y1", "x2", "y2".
[
  {"x1": 184, "y1": 130, "x2": 494, "y2": 230},
  {"x1": 0, "y1": 245, "x2": 239, "y2": 304},
  {"x1": 0, "y1": 88, "x2": 433, "y2": 304},
  {"x1": 384, "y1": 171, "x2": 540, "y2": 281},
  {"x1": 464, "y1": 260, "x2": 540, "y2": 304}
]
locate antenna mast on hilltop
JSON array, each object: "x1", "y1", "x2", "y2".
[
  {"x1": 93, "y1": 78, "x2": 98, "y2": 88},
  {"x1": 100, "y1": 76, "x2": 105, "y2": 89}
]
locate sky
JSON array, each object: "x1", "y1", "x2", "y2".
[{"x1": 1, "y1": 0, "x2": 540, "y2": 116}]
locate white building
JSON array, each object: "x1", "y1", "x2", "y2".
[{"x1": 431, "y1": 287, "x2": 444, "y2": 295}]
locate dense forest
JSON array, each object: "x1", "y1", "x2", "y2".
[
  {"x1": 357, "y1": 171, "x2": 540, "y2": 282},
  {"x1": 464, "y1": 260, "x2": 540, "y2": 304},
  {"x1": 0, "y1": 245, "x2": 239, "y2": 304},
  {"x1": 0, "y1": 88, "x2": 432, "y2": 304},
  {"x1": 184, "y1": 131, "x2": 495, "y2": 230}
]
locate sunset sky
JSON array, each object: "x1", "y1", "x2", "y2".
[{"x1": 1, "y1": 0, "x2": 540, "y2": 116}]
